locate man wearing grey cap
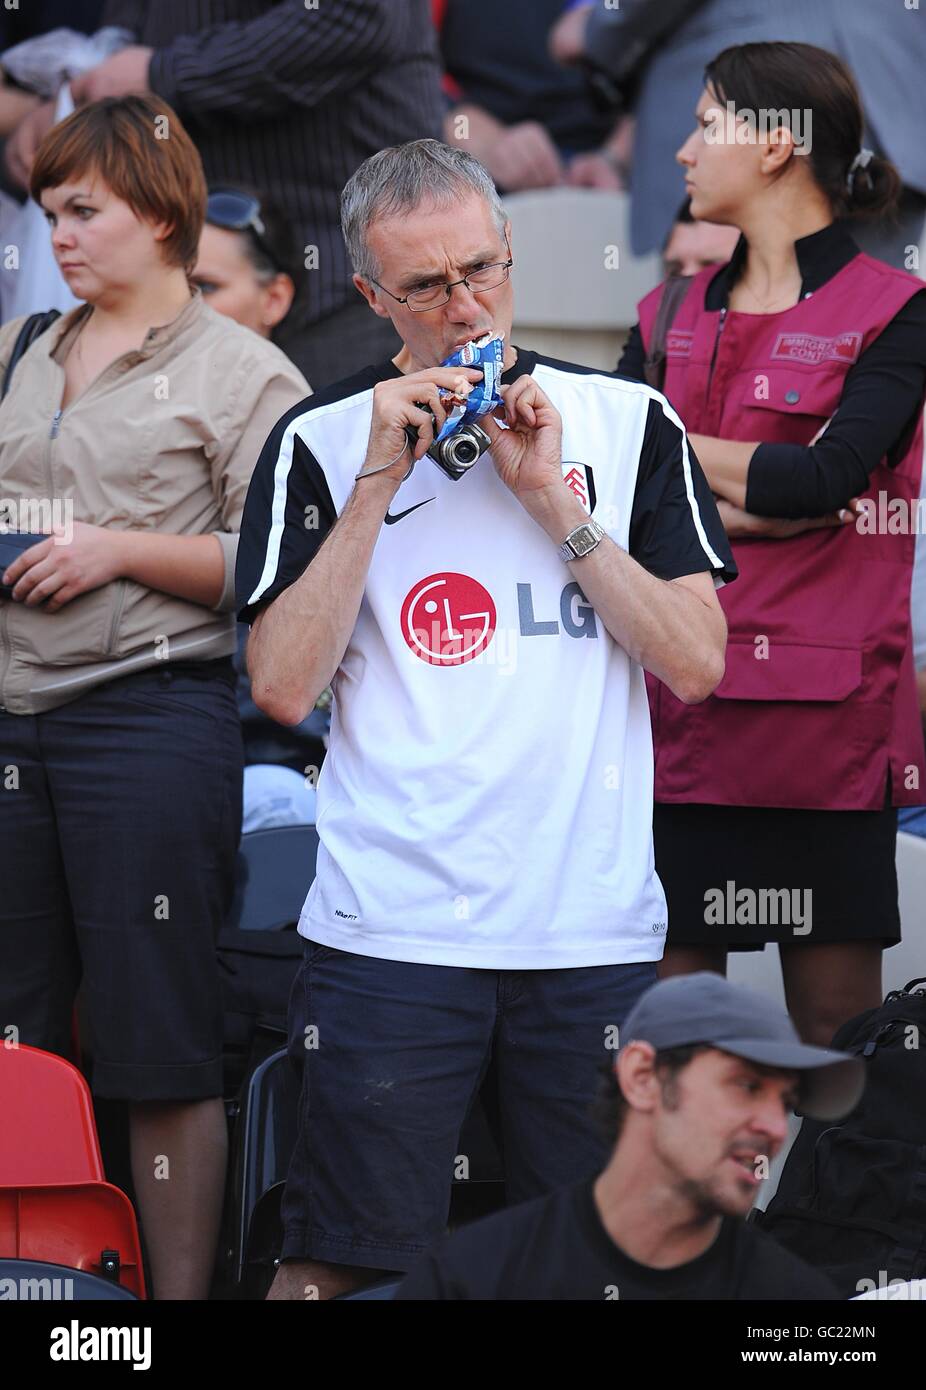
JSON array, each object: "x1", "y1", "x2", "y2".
[{"x1": 397, "y1": 975, "x2": 862, "y2": 1299}]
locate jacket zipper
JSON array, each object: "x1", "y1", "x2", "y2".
[
  {"x1": 43, "y1": 409, "x2": 62, "y2": 535},
  {"x1": 105, "y1": 581, "x2": 128, "y2": 656},
  {"x1": 706, "y1": 306, "x2": 727, "y2": 393}
]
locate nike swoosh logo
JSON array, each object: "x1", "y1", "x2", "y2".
[{"x1": 384, "y1": 498, "x2": 435, "y2": 526}]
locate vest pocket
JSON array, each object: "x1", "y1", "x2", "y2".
[
  {"x1": 737, "y1": 366, "x2": 846, "y2": 443},
  {"x1": 714, "y1": 639, "x2": 862, "y2": 702},
  {"x1": 652, "y1": 637, "x2": 884, "y2": 808}
]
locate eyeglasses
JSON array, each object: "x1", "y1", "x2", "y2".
[
  {"x1": 206, "y1": 189, "x2": 282, "y2": 273},
  {"x1": 371, "y1": 237, "x2": 513, "y2": 312}
]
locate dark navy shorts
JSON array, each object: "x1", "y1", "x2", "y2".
[
  {"x1": 280, "y1": 940, "x2": 656, "y2": 1272},
  {"x1": 0, "y1": 661, "x2": 242, "y2": 1101}
]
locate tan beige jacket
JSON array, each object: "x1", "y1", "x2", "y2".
[{"x1": 0, "y1": 292, "x2": 309, "y2": 714}]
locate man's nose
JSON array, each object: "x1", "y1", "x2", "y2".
[
  {"x1": 752, "y1": 1099, "x2": 790, "y2": 1152},
  {"x1": 445, "y1": 279, "x2": 483, "y2": 317}
]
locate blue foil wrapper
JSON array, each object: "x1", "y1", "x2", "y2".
[{"x1": 434, "y1": 332, "x2": 505, "y2": 443}]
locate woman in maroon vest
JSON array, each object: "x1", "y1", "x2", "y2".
[{"x1": 618, "y1": 42, "x2": 926, "y2": 1047}]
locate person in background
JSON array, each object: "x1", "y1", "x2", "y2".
[
  {"x1": 0, "y1": 0, "x2": 102, "y2": 117},
  {"x1": 662, "y1": 197, "x2": 739, "y2": 279},
  {"x1": 193, "y1": 185, "x2": 325, "y2": 833},
  {"x1": 552, "y1": 0, "x2": 926, "y2": 270},
  {"x1": 0, "y1": 96, "x2": 308, "y2": 1299},
  {"x1": 0, "y1": 0, "x2": 104, "y2": 234},
  {"x1": 437, "y1": 0, "x2": 630, "y2": 193},
  {"x1": 3, "y1": 0, "x2": 444, "y2": 389},
  {"x1": 194, "y1": 187, "x2": 302, "y2": 343},
  {"x1": 617, "y1": 44, "x2": 926, "y2": 1047},
  {"x1": 397, "y1": 974, "x2": 858, "y2": 1299}
]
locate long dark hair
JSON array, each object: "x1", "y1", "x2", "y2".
[{"x1": 704, "y1": 42, "x2": 902, "y2": 222}]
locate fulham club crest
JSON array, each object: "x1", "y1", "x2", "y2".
[{"x1": 561, "y1": 461, "x2": 597, "y2": 515}]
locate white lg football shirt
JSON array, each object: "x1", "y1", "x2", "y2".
[{"x1": 237, "y1": 349, "x2": 735, "y2": 968}]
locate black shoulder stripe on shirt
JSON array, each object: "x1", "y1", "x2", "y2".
[{"x1": 234, "y1": 378, "x2": 379, "y2": 625}]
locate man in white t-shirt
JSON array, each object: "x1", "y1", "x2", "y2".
[{"x1": 236, "y1": 138, "x2": 735, "y2": 1299}]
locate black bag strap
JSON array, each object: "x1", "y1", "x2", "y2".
[
  {"x1": 643, "y1": 275, "x2": 692, "y2": 392},
  {"x1": 1, "y1": 308, "x2": 62, "y2": 401}
]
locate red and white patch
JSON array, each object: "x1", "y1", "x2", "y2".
[
  {"x1": 561, "y1": 461, "x2": 597, "y2": 516},
  {"x1": 400, "y1": 572, "x2": 496, "y2": 666},
  {"x1": 771, "y1": 331, "x2": 862, "y2": 366},
  {"x1": 665, "y1": 329, "x2": 694, "y2": 357}
]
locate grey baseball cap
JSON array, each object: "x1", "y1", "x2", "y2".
[{"x1": 620, "y1": 973, "x2": 865, "y2": 1122}]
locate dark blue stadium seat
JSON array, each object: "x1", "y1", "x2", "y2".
[
  {"x1": 0, "y1": 1258, "x2": 138, "y2": 1300},
  {"x1": 227, "y1": 825, "x2": 320, "y2": 932}
]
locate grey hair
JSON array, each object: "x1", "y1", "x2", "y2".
[{"x1": 340, "y1": 138, "x2": 508, "y2": 282}]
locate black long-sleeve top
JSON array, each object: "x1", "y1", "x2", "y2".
[
  {"x1": 617, "y1": 222, "x2": 926, "y2": 517},
  {"x1": 103, "y1": 0, "x2": 444, "y2": 330}
]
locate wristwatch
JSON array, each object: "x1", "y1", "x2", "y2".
[{"x1": 559, "y1": 519, "x2": 605, "y2": 562}]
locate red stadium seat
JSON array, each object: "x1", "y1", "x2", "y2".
[{"x1": 0, "y1": 1044, "x2": 146, "y2": 1298}]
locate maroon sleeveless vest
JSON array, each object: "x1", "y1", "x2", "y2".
[{"x1": 638, "y1": 250, "x2": 926, "y2": 810}]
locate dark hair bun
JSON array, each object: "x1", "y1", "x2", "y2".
[{"x1": 846, "y1": 152, "x2": 903, "y2": 220}]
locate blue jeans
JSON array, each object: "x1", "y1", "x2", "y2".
[{"x1": 280, "y1": 939, "x2": 655, "y2": 1271}]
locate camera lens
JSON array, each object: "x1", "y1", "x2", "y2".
[{"x1": 447, "y1": 435, "x2": 479, "y2": 466}]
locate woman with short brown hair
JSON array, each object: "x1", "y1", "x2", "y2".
[{"x1": 0, "y1": 96, "x2": 308, "y2": 1298}]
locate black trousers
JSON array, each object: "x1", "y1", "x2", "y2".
[{"x1": 0, "y1": 662, "x2": 242, "y2": 1100}]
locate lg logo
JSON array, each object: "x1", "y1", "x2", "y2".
[
  {"x1": 400, "y1": 573, "x2": 599, "y2": 667},
  {"x1": 517, "y1": 582, "x2": 598, "y2": 640},
  {"x1": 401, "y1": 573, "x2": 496, "y2": 666}
]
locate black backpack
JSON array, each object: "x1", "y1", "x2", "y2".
[
  {"x1": 217, "y1": 925, "x2": 303, "y2": 1099},
  {"x1": 217, "y1": 825, "x2": 318, "y2": 1099},
  {"x1": 755, "y1": 975, "x2": 926, "y2": 1297}
]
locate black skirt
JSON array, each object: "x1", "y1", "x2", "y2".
[{"x1": 653, "y1": 801, "x2": 900, "y2": 950}]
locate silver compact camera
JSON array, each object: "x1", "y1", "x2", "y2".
[{"x1": 405, "y1": 417, "x2": 492, "y2": 482}]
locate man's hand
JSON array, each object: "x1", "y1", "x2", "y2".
[
  {"x1": 4, "y1": 99, "x2": 57, "y2": 189},
  {"x1": 446, "y1": 105, "x2": 564, "y2": 191},
  {"x1": 69, "y1": 47, "x2": 155, "y2": 105},
  {"x1": 0, "y1": 83, "x2": 42, "y2": 140},
  {"x1": 363, "y1": 366, "x2": 485, "y2": 481},
  {"x1": 2, "y1": 522, "x2": 125, "y2": 612},
  {"x1": 489, "y1": 121, "x2": 565, "y2": 191},
  {"x1": 566, "y1": 150, "x2": 625, "y2": 191},
  {"x1": 482, "y1": 377, "x2": 564, "y2": 503},
  {"x1": 715, "y1": 498, "x2": 861, "y2": 540},
  {"x1": 549, "y1": 2, "x2": 593, "y2": 65}
]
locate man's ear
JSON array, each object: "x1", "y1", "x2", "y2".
[
  {"x1": 617, "y1": 1041, "x2": 660, "y2": 1115},
  {"x1": 353, "y1": 272, "x2": 390, "y2": 320}
]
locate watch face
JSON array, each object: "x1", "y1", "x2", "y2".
[{"x1": 571, "y1": 524, "x2": 598, "y2": 556}]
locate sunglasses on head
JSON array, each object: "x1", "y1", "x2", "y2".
[{"x1": 206, "y1": 190, "x2": 282, "y2": 273}]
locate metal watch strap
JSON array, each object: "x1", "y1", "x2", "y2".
[{"x1": 558, "y1": 519, "x2": 605, "y2": 562}]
